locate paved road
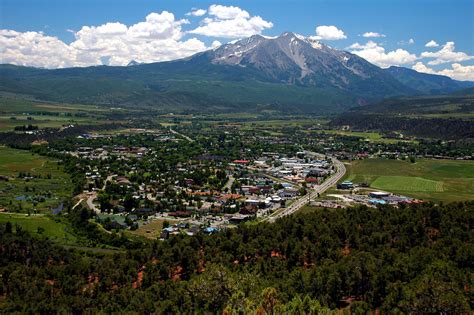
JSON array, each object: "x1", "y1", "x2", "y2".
[
  {"x1": 86, "y1": 194, "x2": 100, "y2": 213},
  {"x1": 72, "y1": 198, "x2": 84, "y2": 210},
  {"x1": 86, "y1": 175, "x2": 115, "y2": 214},
  {"x1": 169, "y1": 128, "x2": 194, "y2": 142},
  {"x1": 223, "y1": 175, "x2": 235, "y2": 191},
  {"x1": 264, "y1": 155, "x2": 346, "y2": 223}
]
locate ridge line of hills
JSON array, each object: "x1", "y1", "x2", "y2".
[{"x1": 1, "y1": 32, "x2": 473, "y2": 114}]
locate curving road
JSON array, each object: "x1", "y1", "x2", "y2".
[
  {"x1": 169, "y1": 128, "x2": 194, "y2": 142},
  {"x1": 265, "y1": 155, "x2": 346, "y2": 223},
  {"x1": 86, "y1": 175, "x2": 115, "y2": 214}
]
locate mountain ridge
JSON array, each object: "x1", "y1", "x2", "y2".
[{"x1": 1, "y1": 32, "x2": 472, "y2": 114}]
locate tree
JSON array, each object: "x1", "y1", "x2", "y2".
[{"x1": 261, "y1": 287, "x2": 279, "y2": 314}]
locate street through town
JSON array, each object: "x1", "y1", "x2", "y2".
[{"x1": 264, "y1": 155, "x2": 346, "y2": 223}]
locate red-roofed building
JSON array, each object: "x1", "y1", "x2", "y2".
[{"x1": 233, "y1": 160, "x2": 250, "y2": 165}]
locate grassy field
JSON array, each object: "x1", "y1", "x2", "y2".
[
  {"x1": 0, "y1": 95, "x2": 109, "y2": 113},
  {"x1": 0, "y1": 146, "x2": 73, "y2": 213},
  {"x1": 0, "y1": 213, "x2": 78, "y2": 243},
  {"x1": 342, "y1": 158, "x2": 474, "y2": 202},
  {"x1": 315, "y1": 129, "x2": 417, "y2": 144},
  {"x1": 126, "y1": 218, "x2": 176, "y2": 239},
  {"x1": 0, "y1": 95, "x2": 113, "y2": 132}
]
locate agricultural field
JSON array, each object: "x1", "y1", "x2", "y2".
[
  {"x1": 315, "y1": 129, "x2": 417, "y2": 144},
  {"x1": 342, "y1": 158, "x2": 474, "y2": 202},
  {"x1": 0, "y1": 95, "x2": 109, "y2": 114},
  {"x1": 0, "y1": 213, "x2": 77, "y2": 244},
  {"x1": 0, "y1": 146, "x2": 73, "y2": 213},
  {"x1": 0, "y1": 95, "x2": 115, "y2": 131}
]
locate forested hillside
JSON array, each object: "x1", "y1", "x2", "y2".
[
  {"x1": 1, "y1": 202, "x2": 472, "y2": 314},
  {"x1": 330, "y1": 92, "x2": 474, "y2": 140}
]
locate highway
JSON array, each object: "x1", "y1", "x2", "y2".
[{"x1": 264, "y1": 155, "x2": 346, "y2": 223}]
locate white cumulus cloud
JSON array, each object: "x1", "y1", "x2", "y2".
[
  {"x1": 0, "y1": 11, "x2": 211, "y2": 68},
  {"x1": 186, "y1": 9, "x2": 207, "y2": 17},
  {"x1": 0, "y1": 30, "x2": 74, "y2": 68},
  {"x1": 412, "y1": 61, "x2": 474, "y2": 81},
  {"x1": 421, "y1": 41, "x2": 473, "y2": 65},
  {"x1": 208, "y1": 4, "x2": 250, "y2": 20},
  {"x1": 189, "y1": 5, "x2": 273, "y2": 38},
  {"x1": 312, "y1": 25, "x2": 347, "y2": 40},
  {"x1": 362, "y1": 32, "x2": 385, "y2": 38},
  {"x1": 348, "y1": 40, "x2": 417, "y2": 68},
  {"x1": 425, "y1": 40, "x2": 439, "y2": 48}
]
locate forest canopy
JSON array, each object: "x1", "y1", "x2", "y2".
[{"x1": 0, "y1": 202, "x2": 473, "y2": 314}]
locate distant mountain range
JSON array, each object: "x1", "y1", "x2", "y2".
[{"x1": 1, "y1": 32, "x2": 473, "y2": 114}]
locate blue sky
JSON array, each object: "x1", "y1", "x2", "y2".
[{"x1": 1, "y1": 0, "x2": 473, "y2": 79}]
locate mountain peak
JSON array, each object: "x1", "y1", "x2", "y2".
[{"x1": 127, "y1": 60, "x2": 141, "y2": 66}]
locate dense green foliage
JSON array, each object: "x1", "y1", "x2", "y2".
[
  {"x1": 331, "y1": 113, "x2": 474, "y2": 140},
  {"x1": 1, "y1": 202, "x2": 472, "y2": 313},
  {"x1": 331, "y1": 92, "x2": 474, "y2": 140}
]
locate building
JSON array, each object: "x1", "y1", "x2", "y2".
[
  {"x1": 337, "y1": 181, "x2": 354, "y2": 190},
  {"x1": 280, "y1": 188, "x2": 299, "y2": 198},
  {"x1": 368, "y1": 191, "x2": 391, "y2": 199}
]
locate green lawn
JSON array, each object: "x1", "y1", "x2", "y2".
[
  {"x1": 0, "y1": 146, "x2": 73, "y2": 213},
  {"x1": 0, "y1": 213, "x2": 77, "y2": 244},
  {"x1": 342, "y1": 158, "x2": 474, "y2": 202},
  {"x1": 316, "y1": 129, "x2": 416, "y2": 144},
  {"x1": 371, "y1": 176, "x2": 443, "y2": 192}
]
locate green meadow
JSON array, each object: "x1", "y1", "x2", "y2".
[
  {"x1": 0, "y1": 213, "x2": 77, "y2": 244},
  {"x1": 0, "y1": 146, "x2": 73, "y2": 213},
  {"x1": 342, "y1": 158, "x2": 474, "y2": 202},
  {"x1": 0, "y1": 95, "x2": 113, "y2": 132},
  {"x1": 316, "y1": 129, "x2": 417, "y2": 144}
]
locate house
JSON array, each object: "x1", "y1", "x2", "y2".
[
  {"x1": 116, "y1": 176, "x2": 131, "y2": 185},
  {"x1": 219, "y1": 194, "x2": 243, "y2": 202},
  {"x1": 168, "y1": 210, "x2": 192, "y2": 218},
  {"x1": 240, "y1": 204, "x2": 258, "y2": 215},
  {"x1": 280, "y1": 188, "x2": 299, "y2": 198},
  {"x1": 259, "y1": 185, "x2": 272, "y2": 194},
  {"x1": 337, "y1": 181, "x2": 354, "y2": 190},
  {"x1": 232, "y1": 159, "x2": 250, "y2": 165},
  {"x1": 135, "y1": 208, "x2": 155, "y2": 216},
  {"x1": 108, "y1": 220, "x2": 128, "y2": 230},
  {"x1": 229, "y1": 214, "x2": 252, "y2": 224},
  {"x1": 188, "y1": 191, "x2": 216, "y2": 200}
]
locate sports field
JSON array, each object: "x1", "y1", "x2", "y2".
[
  {"x1": 0, "y1": 146, "x2": 73, "y2": 213},
  {"x1": 342, "y1": 158, "x2": 474, "y2": 202}
]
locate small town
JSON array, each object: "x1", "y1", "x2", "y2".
[
  {"x1": 50, "y1": 127, "x2": 425, "y2": 239},
  {"x1": 1, "y1": 0, "x2": 472, "y2": 312}
]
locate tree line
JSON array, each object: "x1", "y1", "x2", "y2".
[{"x1": 0, "y1": 201, "x2": 472, "y2": 313}]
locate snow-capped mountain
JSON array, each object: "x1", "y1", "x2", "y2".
[
  {"x1": 1, "y1": 32, "x2": 471, "y2": 114},
  {"x1": 194, "y1": 32, "x2": 410, "y2": 94}
]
